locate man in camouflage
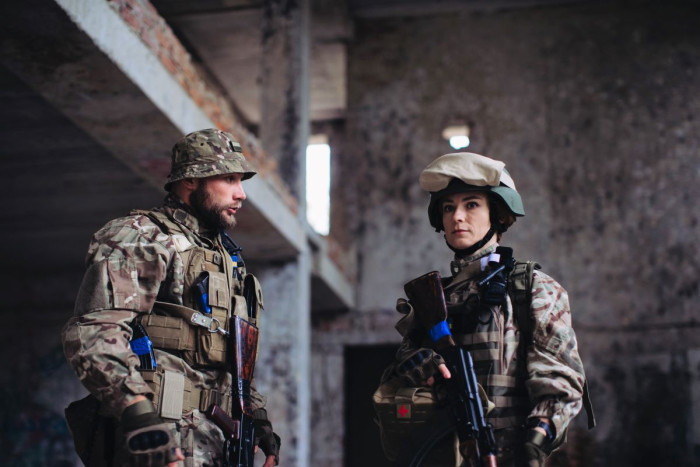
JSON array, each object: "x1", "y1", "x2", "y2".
[
  {"x1": 62, "y1": 128, "x2": 280, "y2": 466},
  {"x1": 376, "y1": 152, "x2": 591, "y2": 466}
]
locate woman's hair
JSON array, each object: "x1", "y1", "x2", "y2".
[{"x1": 488, "y1": 194, "x2": 516, "y2": 240}]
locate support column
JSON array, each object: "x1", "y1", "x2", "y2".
[
  {"x1": 258, "y1": 1, "x2": 311, "y2": 466},
  {"x1": 260, "y1": 0, "x2": 310, "y2": 205}
]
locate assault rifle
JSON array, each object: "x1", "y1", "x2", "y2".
[
  {"x1": 206, "y1": 315, "x2": 259, "y2": 466},
  {"x1": 205, "y1": 235, "x2": 260, "y2": 466},
  {"x1": 398, "y1": 271, "x2": 498, "y2": 467}
]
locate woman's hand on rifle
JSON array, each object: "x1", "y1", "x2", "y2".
[{"x1": 426, "y1": 363, "x2": 452, "y2": 386}]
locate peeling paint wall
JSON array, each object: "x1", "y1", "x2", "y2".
[{"x1": 313, "y1": 2, "x2": 700, "y2": 465}]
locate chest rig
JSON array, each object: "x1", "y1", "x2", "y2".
[
  {"x1": 442, "y1": 247, "x2": 532, "y2": 431},
  {"x1": 135, "y1": 210, "x2": 263, "y2": 370}
]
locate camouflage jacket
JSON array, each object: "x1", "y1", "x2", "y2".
[
  {"x1": 393, "y1": 244, "x2": 584, "y2": 444},
  {"x1": 62, "y1": 194, "x2": 268, "y2": 419}
]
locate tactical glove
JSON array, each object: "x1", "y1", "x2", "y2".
[
  {"x1": 518, "y1": 429, "x2": 549, "y2": 467},
  {"x1": 254, "y1": 409, "x2": 281, "y2": 464},
  {"x1": 121, "y1": 399, "x2": 179, "y2": 466},
  {"x1": 395, "y1": 348, "x2": 445, "y2": 386}
]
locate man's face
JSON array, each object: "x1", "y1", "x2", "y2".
[
  {"x1": 189, "y1": 173, "x2": 246, "y2": 230},
  {"x1": 441, "y1": 191, "x2": 494, "y2": 250}
]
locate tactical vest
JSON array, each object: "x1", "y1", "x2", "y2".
[
  {"x1": 442, "y1": 261, "x2": 533, "y2": 432},
  {"x1": 445, "y1": 260, "x2": 595, "y2": 435},
  {"x1": 133, "y1": 209, "x2": 263, "y2": 369}
]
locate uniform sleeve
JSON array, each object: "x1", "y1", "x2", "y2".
[
  {"x1": 525, "y1": 270, "x2": 585, "y2": 441},
  {"x1": 62, "y1": 216, "x2": 173, "y2": 417}
]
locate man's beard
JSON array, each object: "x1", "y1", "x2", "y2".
[{"x1": 190, "y1": 183, "x2": 238, "y2": 231}]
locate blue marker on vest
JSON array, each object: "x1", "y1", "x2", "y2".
[{"x1": 194, "y1": 272, "x2": 212, "y2": 314}]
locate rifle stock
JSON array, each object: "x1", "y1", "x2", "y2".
[
  {"x1": 403, "y1": 271, "x2": 498, "y2": 466},
  {"x1": 404, "y1": 272, "x2": 455, "y2": 350}
]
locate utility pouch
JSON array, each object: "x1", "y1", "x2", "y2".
[
  {"x1": 372, "y1": 378, "x2": 457, "y2": 464},
  {"x1": 64, "y1": 394, "x2": 112, "y2": 467},
  {"x1": 147, "y1": 298, "x2": 230, "y2": 369},
  {"x1": 242, "y1": 274, "x2": 264, "y2": 324}
]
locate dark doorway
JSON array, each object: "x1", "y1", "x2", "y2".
[{"x1": 344, "y1": 344, "x2": 399, "y2": 467}]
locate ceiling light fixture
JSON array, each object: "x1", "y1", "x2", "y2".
[{"x1": 442, "y1": 124, "x2": 471, "y2": 150}]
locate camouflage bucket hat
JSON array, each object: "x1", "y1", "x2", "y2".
[
  {"x1": 165, "y1": 128, "x2": 257, "y2": 190},
  {"x1": 420, "y1": 152, "x2": 525, "y2": 231}
]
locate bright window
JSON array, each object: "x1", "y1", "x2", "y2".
[{"x1": 306, "y1": 140, "x2": 331, "y2": 235}]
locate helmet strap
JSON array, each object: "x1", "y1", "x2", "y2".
[{"x1": 445, "y1": 225, "x2": 498, "y2": 257}]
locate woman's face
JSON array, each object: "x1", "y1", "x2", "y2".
[{"x1": 441, "y1": 191, "x2": 495, "y2": 250}]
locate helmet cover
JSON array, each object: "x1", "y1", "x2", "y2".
[{"x1": 421, "y1": 152, "x2": 525, "y2": 232}]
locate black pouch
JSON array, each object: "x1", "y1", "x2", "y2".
[{"x1": 64, "y1": 394, "x2": 114, "y2": 466}]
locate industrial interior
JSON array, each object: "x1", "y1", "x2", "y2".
[{"x1": 1, "y1": 0, "x2": 698, "y2": 465}]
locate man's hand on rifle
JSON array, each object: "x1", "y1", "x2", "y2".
[
  {"x1": 254, "y1": 449, "x2": 276, "y2": 467},
  {"x1": 122, "y1": 396, "x2": 185, "y2": 467},
  {"x1": 254, "y1": 419, "x2": 281, "y2": 466}
]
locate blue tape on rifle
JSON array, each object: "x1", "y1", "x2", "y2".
[
  {"x1": 130, "y1": 337, "x2": 153, "y2": 356},
  {"x1": 429, "y1": 321, "x2": 451, "y2": 342}
]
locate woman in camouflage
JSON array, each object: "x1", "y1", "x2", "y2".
[{"x1": 377, "y1": 152, "x2": 591, "y2": 466}]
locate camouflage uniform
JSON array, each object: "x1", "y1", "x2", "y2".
[
  {"x1": 391, "y1": 243, "x2": 585, "y2": 465},
  {"x1": 62, "y1": 129, "x2": 279, "y2": 466},
  {"x1": 378, "y1": 152, "x2": 589, "y2": 466}
]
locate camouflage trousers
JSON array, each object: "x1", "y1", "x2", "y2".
[
  {"x1": 71, "y1": 407, "x2": 226, "y2": 467},
  {"x1": 173, "y1": 410, "x2": 225, "y2": 467}
]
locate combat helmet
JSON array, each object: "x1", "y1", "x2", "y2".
[
  {"x1": 165, "y1": 128, "x2": 257, "y2": 190},
  {"x1": 420, "y1": 152, "x2": 524, "y2": 243}
]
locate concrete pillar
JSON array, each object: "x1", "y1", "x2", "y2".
[
  {"x1": 258, "y1": 1, "x2": 311, "y2": 466},
  {"x1": 254, "y1": 257, "x2": 311, "y2": 466},
  {"x1": 260, "y1": 0, "x2": 310, "y2": 205}
]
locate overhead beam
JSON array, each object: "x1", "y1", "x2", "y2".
[
  {"x1": 51, "y1": 0, "x2": 305, "y2": 258},
  {"x1": 349, "y1": 0, "x2": 596, "y2": 17},
  {"x1": 151, "y1": 0, "x2": 263, "y2": 17}
]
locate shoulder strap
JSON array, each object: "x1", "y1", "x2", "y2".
[
  {"x1": 509, "y1": 260, "x2": 540, "y2": 347},
  {"x1": 131, "y1": 209, "x2": 183, "y2": 236},
  {"x1": 508, "y1": 261, "x2": 596, "y2": 430}
]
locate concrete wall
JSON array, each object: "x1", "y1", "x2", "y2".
[{"x1": 313, "y1": 2, "x2": 700, "y2": 466}]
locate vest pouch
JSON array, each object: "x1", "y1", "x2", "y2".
[
  {"x1": 189, "y1": 271, "x2": 231, "y2": 367},
  {"x1": 146, "y1": 300, "x2": 227, "y2": 369},
  {"x1": 142, "y1": 310, "x2": 198, "y2": 367},
  {"x1": 195, "y1": 307, "x2": 228, "y2": 366},
  {"x1": 372, "y1": 378, "x2": 458, "y2": 465},
  {"x1": 242, "y1": 274, "x2": 264, "y2": 325}
]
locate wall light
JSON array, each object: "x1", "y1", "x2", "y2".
[{"x1": 442, "y1": 124, "x2": 471, "y2": 150}]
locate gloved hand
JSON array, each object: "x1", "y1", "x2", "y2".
[
  {"x1": 254, "y1": 410, "x2": 281, "y2": 465},
  {"x1": 519, "y1": 428, "x2": 549, "y2": 467},
  {"x1": 121, "y1": 399, "x2": 180, "y2": 466},
  {"x1": 395, "y1": 348, "x2": 445, "y2": 386},
  {"x1": 257, "y1": 431, "x2": 281, "y2": 466}
]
